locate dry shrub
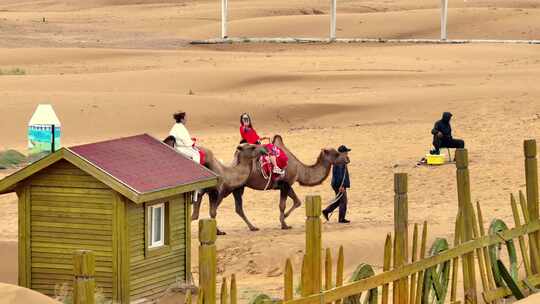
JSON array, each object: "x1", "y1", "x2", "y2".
[{"x1": 54, "y1": 283, "x2": 112, "y2": 304}]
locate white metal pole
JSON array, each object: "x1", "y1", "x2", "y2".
[
  {"x1": 221, "y1": 0, "x2": 228, "y2": 38},
  {"x1": 440, "y1": 0, "x2": 448, "y2": 40},
  {"x1": 330, "y1": 0, "x2": 336, "y2": 40}
]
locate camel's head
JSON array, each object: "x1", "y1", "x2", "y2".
[
  {"x1": 272, "y1": 134, "x2": 284, "y2": 145},
  {"x1": 322, "y1": 148, "x2": 350, "y2": 165},
  {"x1": 236, "y1": 143, "x2": 267, "y2": 161}
]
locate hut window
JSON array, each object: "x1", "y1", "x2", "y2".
[{"x1": 149, "y1": 203, "x2": 165, "y2": 248}]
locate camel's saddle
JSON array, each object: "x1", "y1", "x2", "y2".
[{"x1": 259, "y1": 144, "x2": 288, "y2": 180}]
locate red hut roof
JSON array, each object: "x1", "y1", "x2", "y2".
[
  {"x1": 69, "y1": 134, "x2": 216, "y2": 194},
  {"x1": 0, "y1": 134, "x2": 218, "y2": 203}
]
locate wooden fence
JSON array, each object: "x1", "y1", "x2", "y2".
[
  {"x1": 73, "y1": 139, "x2": 540, "y2": 304},
  {"x1": 274, "y1": 140, "x2": 540, "y2": 304}
]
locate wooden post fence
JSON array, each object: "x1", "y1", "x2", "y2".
[
  {"x1": 305, "y1": 195, "x2": 322, "y2": 295},
  {"x1": 284, "y1": 259, "x2": 293, "y2": 301},
  {"x1": 73, "y1": 250, "x2": 96, "y2": 304},
  {"x1": 199, "y1": 219, "x2": 217, "y2": 304},
  {"x1": 335, "y1": 246, "x2": 344, "y2": 304},
  {"x1": 382, "y1": 234, "x2": 392, "y2": 304},
  {"x1": 525, "y1": 139, "x2": 540, "y2": 274},
  {"x1": 325, "y1": 248, "x2": 333, "y2": 291},
  {"x1": 455, "y1": 149, "x2": 478, "y2": 304},
  {"x1": 221, "y1": 277, "x2": 228, "y2": 304},
  {"x1": 393, "y1": 173, "x2": 409, "y2": 304},
  {"x1": 230, "y1": 274, "x2": 238, "y2": 304},
  {"x1": 277, "y1": 139, "x2": 540, "y2": 304},
  {"x1": 414, "y1": 222, "x2": 427, "y2": 304}
]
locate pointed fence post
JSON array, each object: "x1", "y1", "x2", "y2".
[
  {"x1": 393, "y1": 173, "x2": 409, "y2": 304},
  {"x1": 525, "y1": 139, "x2": 540, "y2": 274},
  {"x1": 335, "y1": 246, "x2": 344, "y2": 304},
  {"x1": 73, "y1": 250, "x2": 95, "y2": 304},
  {"x1": 220, "y1": 277, "x2": 228, "y2": 304},
  {"x1": 305, "y1": 195, "x2": 322, "y2": 296},
  {"x1": 382, "y1": 234, "x2": 392, "y2": 304},
  {"x1": 409, "y1": 224, "x2": 419, "y2": 304},
  {"x1": 301, "y1": 254, "x2": 310, "y2": 297},
  {"x1": 230, "y1": 274, "x2": 237, "y2": 304},
  {"x1": 415, "y1": 221, "x2": 428, "y2": 304},
  {"x1": 284, "y1": 259, "x2": 293, "y2": 301},
  {"x1": 199, "y1": 219, "x2": 217, "y2": 304},
  {"x1": 455, "y1": 149, "x2": 477, "y2": 304},
  {"x1": 511, "y1": 194, "x2": 533, "y2": 277},
  {"x1": 325, "y1": 248, "x2": 333, "y2": 291}
]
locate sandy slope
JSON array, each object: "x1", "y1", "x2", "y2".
[
  {"x1": 0, "y1": 0, "x2": 540, "y2": 303},
  {"x1": 0, "y1": 282, "x2": 61, "y2": 304},
  {"x1": 516, "y1": 293, "x2": 540, "y2": 303}
]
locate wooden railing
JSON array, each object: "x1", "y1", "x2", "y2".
[
  {"x1": 275, "y1": 140, "x2": 540, "y2": 304},
  {"x1": 71, "y1": 139, "x2": 540, "y2": 304}
]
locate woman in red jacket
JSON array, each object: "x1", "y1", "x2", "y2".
[
  {"x1": 240, "y1": 113, "x2": 268, "y2": 144},
  {"x1": 239, "y1": 113, "x2": 286, "y2": 174}
]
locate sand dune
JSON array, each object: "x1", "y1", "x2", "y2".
[{"x1": 0, "y1": 282, "x2": 60, "y2": 304}]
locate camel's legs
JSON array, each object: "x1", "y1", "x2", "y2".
[
  {"x1": 208, "y1": 191, "x2": 226, "y2": 235},
  {"x1": 284, "y1": 186, "x2": 302, "y2": 218},
  {"x1": 191, "y1": 190, "x2": 204, "y2": 221},
  {"x1": 232, "y1": 187, "x2": 259, "y2": 231},
  {"x1": 279, "y1": 184, "x2": 292, "y2": 230}
]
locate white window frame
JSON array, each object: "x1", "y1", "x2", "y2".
[{"x1": 148, "y1": 203, "x2": 165, "y2": 248}]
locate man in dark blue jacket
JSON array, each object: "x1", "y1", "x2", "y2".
[
  {"x1": 322, "y1": 145, "x2": 351, "y2": 223},
  {"x1": 430, "y1": 112, "x2": 465, "y2": 155}
]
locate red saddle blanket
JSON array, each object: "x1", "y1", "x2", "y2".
[
  {"x1": 259, "y1": 144, "x2": 288, "y2": 178},
  {"x1": 199, "y1": 149, "x2": 206, "y2": 166}
]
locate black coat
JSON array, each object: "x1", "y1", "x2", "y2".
[
  {"x1": 431, "y1": 112, "x2": 453, "y2": 144},
  {"x1": 331, "y1": 164, "x2": 350, "y2": 189}
]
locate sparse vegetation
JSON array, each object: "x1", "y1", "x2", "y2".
[
  {"x1": 0, "y1": 149, "x2": 27, "y2": 169},
  {"x1": 248, "y1": 293, "x2": 278, "y2": 304},
  {"x1": 0, "y1": 68, "x2": 26, "y2": 75},
  {"x1": 54, "y1": 283, "x2": 111, "y2": 304}
]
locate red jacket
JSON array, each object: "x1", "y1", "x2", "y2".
[{"x1": 240, "y1": 126, "x2": 260, "y2": 144}]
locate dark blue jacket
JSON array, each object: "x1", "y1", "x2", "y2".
[{"x1": 331, "y1": 164, "x2": 350, "y2": 189}]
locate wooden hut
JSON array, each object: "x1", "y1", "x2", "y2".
[{"x1": 0, "y1": 134, "x2": 218, "y2": 303}]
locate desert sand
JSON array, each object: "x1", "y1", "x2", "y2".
[
  {"x1": 0, "y1": 282, "x2": 61, "y2": 304},
  {"x1": 516, "y1": 293, "x2": 540, "y2": 303},
  {"x1": 0, "y1": 0, "x2": 540, "y2": 302}
]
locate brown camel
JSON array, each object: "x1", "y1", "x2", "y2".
[
  {"x1": 163, "y1": 136, "x2": 265, "y2": 234},
  {"x1": 236, "y1": 135, "x2": 350, "y2": 230},
  {"x1": 193, "y1": 135, "x2": 350, "y2": 231}
]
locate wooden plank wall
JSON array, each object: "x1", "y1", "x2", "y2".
[
  {"x1": 28, "y1": 160, "x2": 114, "y2": 298},
  {"x1": 128, "y1": 195, "x2": 186, "y2": 302}
]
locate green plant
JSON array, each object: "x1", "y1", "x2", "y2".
[
  {"x1": 0, "y1": 149, "x2": 27, "y2": 169},
  {"x1": 0, "y1": 68, "x2": 26, "y2": 75},
  {"x1": 248, "y1": 293, "x2": 275, "y2": 304}
]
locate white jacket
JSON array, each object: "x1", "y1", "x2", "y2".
[{"x1": 169, "y1": 123, "x2": 200, "y2": 163}]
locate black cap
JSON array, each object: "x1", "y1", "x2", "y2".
[{"x1": 338, "y1": 145, "x2": 351, "y2": 153}]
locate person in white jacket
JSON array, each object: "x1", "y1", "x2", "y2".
[{"x1": 169, "y1": 111, "x2": 200, "y2": 164}]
